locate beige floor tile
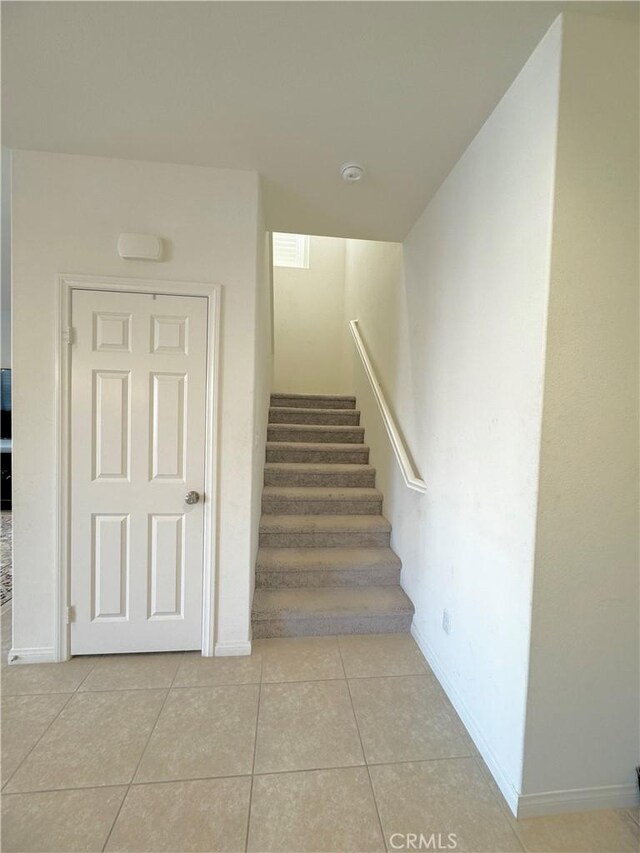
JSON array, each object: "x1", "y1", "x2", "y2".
[
  {"x1": 255, "y1": 635, "x2": 344, "y2": 682},
  {"x1": 174, "y1": 650, "x2": 262, "y2": 687},
  {"x1": 254, "y1": 679, "x2": 364, "y2": 774},
  {"x1": 339, "y1": 632, "x2": 431, "y2": 678},
  {"x1": 105, "y1": 776, "x2": 252, "y2": 852},
  {"x1": 349, "y1": 674, "x2": 475, "y2": 763},
  {"x1": 1, "y1": 786, "x2": 127, "y2": 852},
  {"x1": 248, "y1": 767, "x2": 385, "y2": 852},
  {"x1": 135, "y1": 684, "x2": 259, "y2": 782},
  {"x1": 78, "y1": 652, "x2": 183, "y2": 692},
  {"x1": 5, "y1": 689, "x2": 166, "y2": 793},
  {"x1": 625, "y1": 807, "x2": 640, "y2": 827},
  {"x1": 618, "y1": 808, "x2": 640, "y2": 839},
  {"x1": 513, "y1": 808, "x2": 640, "y2": 852},
  {"x1": 1, "y1": 693, "x2": 70, "y2": 784},
  {"x1": 474, "y1": 754, "x2": 530, "y2": 829},
  {"x1": 370, "y1": 758, "x2": 523, "y2": 852},
  {"x1": 1, "y1": 658, "x2": 95, "y2": 695}
]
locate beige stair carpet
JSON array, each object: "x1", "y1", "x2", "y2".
[{"x1": 252, "y1": 393, "x2": 414, "y2": 638}]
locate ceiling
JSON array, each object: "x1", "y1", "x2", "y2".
[{"x1": 2, "y1": 1, "x2": 637, "y2": 241}]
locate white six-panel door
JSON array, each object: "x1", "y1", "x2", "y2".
[{"x1": 70, "y1": 289, "x2": 208, "y2": 654}]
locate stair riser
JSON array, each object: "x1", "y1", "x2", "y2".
[
  {"x1": 271, "y1": 395, "x2": 355, "y2": 410},
  {"x1": 259, "y1": 530, "x2": 391, "y2": 548},
  {"x1": 262, "y1": 497, "x2": 382, "y2": 515},
  {"x1": 266, "y1": 447, "x2": 370, "y2": 464},
  {"x1": 256, "y1": 567, "x2": 401, "y2": 588},
  {"x1": 268, "y1": 426, "x2": 364, "y2": 444},
  {"x1": 252, "y1": 612, "x2": 413, "y2": 639},
  {"x1": 269, "y1": 409, "x2": 360, "y2": 426},
  {"x1": 264, "y1": 469, "x2": 376, "y2": 487}
]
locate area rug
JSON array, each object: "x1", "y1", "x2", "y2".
[{"x1": 0, "y1": 513, "x2": 12, "y2": 605}]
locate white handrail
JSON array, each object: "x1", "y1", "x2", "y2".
[{"x1": 349, "y1": 320, "x2": 427, "y2": 494}]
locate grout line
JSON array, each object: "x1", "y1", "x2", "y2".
[
  {"x1": 252, "y1": 756, "x2": 470, "y2": 776},
  {"x1": 78, "y1": 682, "x2": 184, "y2": 694},
  {"x1": 169, "y1": 680, "x2": 261, "y2": 692},
  {"x1": 243, "y1": 654, "x2": 264, "y2": 853},
  {"x1": 100, "y1": 659, "x2": 182, "y2": 852},
  {"x1": 72, "y1": 654, "x2": 101, "y2": 686},
  {"x1": 505, "y1": 821, "x2": 529, "y2": 853},
  {"x1": 626, "y1": 808, "x2": 640, "y2": 828},
  {"x1": 2, "y1": 755, "x2": 497, "y2": 798},
  {"x1": 73, "y1": 649, "x2": 185, "y2": 693},
  {"x1": 5, "y1": 776, "x2": 257, "y2": 800},
  {"x1": 1, "y1": 783, "x2": 143, "y2": 797},
  {"x1": 472, "y1": 754, "x2": 514, "y2": 810},
  {"x1": 1, "y1": 688, "x2": 91, "y2": 698},
  {"x1": 1, "y1": 614, "x2": 97, "y2": 790},
  {"x1": 337, "y1": 638, "x2": 389, "y2": 852},
  {"x1": 1, "y1": 691, "x2": 76, "y2": 792},
  {"x1": 470, "y1": 755, "x2": 527, "y2": 852},
  {"x1": 261, "y1": 674, "x2": 345, "y2": 685},
  {"x1": 346, "y1": 670, "x2": 434, "y2": 682}
]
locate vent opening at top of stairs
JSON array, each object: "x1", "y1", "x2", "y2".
[{"x1": 252, "y1": 392, "x2": 414, "y2": 639}]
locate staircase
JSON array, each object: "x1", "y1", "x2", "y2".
[{"x1": 251, "y1": 392, "x2": 414, "y2": 638}]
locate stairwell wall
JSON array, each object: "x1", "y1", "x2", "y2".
[
  {"x1": 343, "y1": 18, "x2": 563, "y2": 810},
  {"x1": 1, "y1": 147, "x2": 11, "y2": 369},
  {"x1": 273, "y1": 234, "x2": 349, "y2": 395},
  {"x1": 245, "y1": 185, "x2": 274, "y2": 652},
  {"x1": 344, "y1": 11, "x2": 639, "y2": 816}
]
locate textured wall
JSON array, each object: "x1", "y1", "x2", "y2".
[
  {"x1": 273, "y1": 235, "x2": 348, "y2": 395},
  {"x1": 11, "y1": 151, "x2": 262, "y2": 655}
]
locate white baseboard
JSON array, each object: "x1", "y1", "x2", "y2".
[
  {"x1": 516, "y1": 784, "x2": 640, "y2": 818},
  {"x1": 8, "y1": 647, "x2": 55, "y2": 665},
  {"x1": 411, "y1": 619, "x2": 640, "y2": 819},
  {"x1": 411, "y1": 619, "x2": 521, "y2": 816},
  {"x1": 214, "y1": 640, "x2": 252, "y2": 657}
]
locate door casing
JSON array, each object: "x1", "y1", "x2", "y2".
[{"x1": 55, "y1": 274, "x2": 221, "y2": 662}]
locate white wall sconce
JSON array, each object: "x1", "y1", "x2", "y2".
[{"x1": 117, "y1": 233, "x2": 163, "y2": 261}]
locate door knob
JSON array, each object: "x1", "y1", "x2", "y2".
[{"x1": 185, "y1": 491, "x2": 201, "y2": 505}]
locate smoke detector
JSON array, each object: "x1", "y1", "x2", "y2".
[{"x1": 340, "y1": 162, "x2": 365, "y2": 183}]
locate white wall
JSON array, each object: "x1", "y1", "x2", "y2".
[
  {"x1": 344, "y1": 12, "x2": 639, "y2": 815},
  {"x1": 522, "y1": 13, "x2": 639, "y2": 806},
  {"x1": 273, "y1": 235, "x2": 348, "y2": 395},
  {"x1": 343, "y1": 239, "x2": 410, "y2": 501},
  {"x1": 249, "y1": 184, "x2": 274, "y2": 623},
  {"x1": 344, "y1": 19, "x2": 563, "y2": 809},
  {"x1": 10, "y1": 150, "x2": 263, "y2": 657},
  {"x1": 1, "y1": 147, "x2": 11, "y2": 368}
]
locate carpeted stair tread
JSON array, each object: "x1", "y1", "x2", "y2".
[
  {"x1": 251, "y1": 586, "x2": 414, "y2": 636},
  {"x1": 271, "y1": 393, "x2": 356, "y2": 410},
  {"x1": 252, "y1": 585, "x2": 413, "y2": 617},
  {"x1": 269, "y1": 407, "x2": 361, "y2": 425},
  {"x1": 266, "y1": 442, "x2": 370, "y2": 464},
  {"x1": 256, "y1": 546, "x2": 401, "y2": 572},
  {"x1": 262, "y1": 486, "x2": 383, "y2": 515},
  {"x1": 267, "y1": 423, "x2": 365, "y2": 444},
  {"x1": 263, "y1": 486, "x2": 382, "y2": 500},
  {"x1": 260, "y1": 514, "x2": 391, "y2": 533},
  {"x1": 254, "y1": 391, "x2": 413, "y2": 636},
  {"x1": 264, "y1": 462, "x2": 376, "y2": 487}
]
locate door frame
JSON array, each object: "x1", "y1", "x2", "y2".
[{"x1": 55, "y1": 274, "x2": 222, "y2": 662}]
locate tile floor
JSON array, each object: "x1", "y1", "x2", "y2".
[{"x1": 1, "y1": 605, "x2": 639, "y2": 852}]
